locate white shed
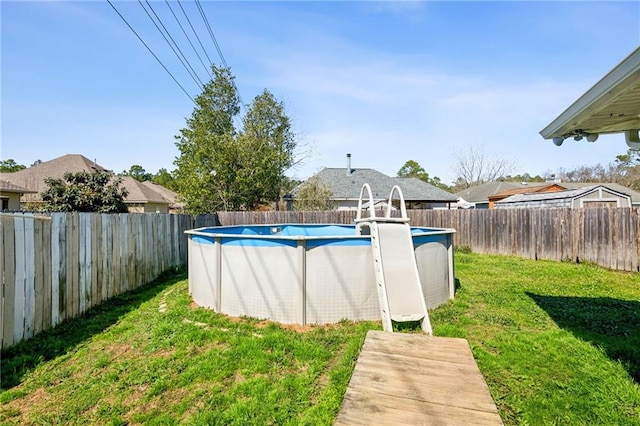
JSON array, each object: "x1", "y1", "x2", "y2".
[{"x1": 495, "y1": 185, "x2": 631, "y2": 209}]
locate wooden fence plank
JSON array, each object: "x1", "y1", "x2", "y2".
[
  {"x1": 2, "y1": 216, "x2": 16, "y2": 348},
  {"x1": 92, "y1": 214, "x2": 100, "y2": 308},
  {"x1": 120, "y1": 213, "x2": 128, "y2": 293},
  {"x1": 33, "y1": 218, "x2": 44, "y2": 335},
  {"x1": 13, "y1": 216, "x2": 26, "y2": 343},
  {"x1": 101, "y1": 214, "x2": 110, "y2": 301},
  {"x1": 42, "y1": 217, "x2": 52, "y2": 331},
  {"x1": 0, "y1": 216, "x2": 4, "y2": 348},
  {"x1": 79, "y1": 213, "x2": 87, "y2": 314},
  {"x1": 51, "y1": 213, "x2": 64, "y2": 325},
  {"x1": 23, "y1": 215, "x2": 35, "y2": 340}
]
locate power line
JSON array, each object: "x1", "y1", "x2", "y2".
[
  {"x1": 176, "y1": 0, "x2": 214, "y2": 70},
  {"x1": 106, "y1": 0, "x2": 195, "y2": 104},
  {"x1": 194, "y1": 0, "x2": 246, "y2": 112},
  {"x1": 195, "y1": 0, "x2": 228, "y2": 69},
  {"x1": 164, "y1": 0, "x2": 213, "y2": 80},
  {"x1": 138, "y1": 0, "x2": 204, "y2": 88}
]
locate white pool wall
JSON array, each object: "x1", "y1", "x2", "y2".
[{"x1": 186, "y1": 224, "x2": 455, "y2": 325}]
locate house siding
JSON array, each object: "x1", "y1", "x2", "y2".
[{"x1": 0, "y1": 194, "x2": 22, "y2": 211}]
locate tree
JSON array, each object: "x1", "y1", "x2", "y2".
[
  {"x1": 174, "y1": 66, "x2": 299, "y2": 213},
  {"x1": 294, "y1": 178, "x2": 335, "y2": 211},
  {"x1": 451, "y1": 144, "x2": 517, "y2": 190},
  {"x1": 397, "y1": 159, "x2": 450, "y2": 191},
  {"x1": 397, "y1": 160, "x2": 430, "y2": 182},
  {"x1": 174, "y1": 66, "x2": 240, "y2": 213},
  {"x1": 235, "y1": 89, "x2": 297, "y2": 210},
  {"x1": 31, "y1": 159, "x2": 43, "y2": 167},
  {"x1": 497, "y1": 173, "x2": 545, "y2": 183},
  {"x1": 40, "y1": 171, "x2": 128, "y2": 213},
  {"x1": 152, "y1": 168, "x2": 177, "y2": 190},
  {"x1": 0, "y1": 159, "x2": 26, "y2": 172},
  {"x1": 121, "y1": 165, "x2": 153, "y2": 182}
]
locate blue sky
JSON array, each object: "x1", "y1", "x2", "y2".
[{"x1": 2, "y1": 1, "x2": 640, "y2": 185}]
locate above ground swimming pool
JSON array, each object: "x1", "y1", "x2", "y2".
[{"x1": 185, "y1": 223, "x2": 455, "y2": 325}]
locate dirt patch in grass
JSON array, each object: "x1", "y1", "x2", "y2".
[{"x1": 2, "y1": 387, "x2": 49, "y2": 424}]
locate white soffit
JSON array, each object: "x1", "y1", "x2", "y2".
[{"x1": 540, "y1": 47, "x2": 640, "y2": 140}]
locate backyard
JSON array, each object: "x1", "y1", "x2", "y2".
[{"x1": 1, "y1": 252, "x2": 639, "y2": 425}]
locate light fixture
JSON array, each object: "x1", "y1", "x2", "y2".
[
  {"x1": 586, "y1": 133, "x2": 599, "y2": 142},
  {"x1": 625, "y1": 130, "x2": 640, "y2": 149},
  {"x1": 552, "y1": 137, "x2": 564, "y2": 146}
]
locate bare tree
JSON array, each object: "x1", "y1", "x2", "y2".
[{"x1": 452, "y1": 144, "x2": 517, "y2": 190}]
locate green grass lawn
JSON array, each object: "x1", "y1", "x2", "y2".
[
  {"x1": 2, "y1": 253, "x2": 640, "y2": 425},
  {"x1": 432, "y1": 252, "x2": 640, "y2": 425}
]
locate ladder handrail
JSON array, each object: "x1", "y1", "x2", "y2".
[
  {"x1": 385, "y1": 185, "x2": 408, "y2": 219},
  {"x1": 356, "y1": 183, "x2": 376, "y2": 221}
]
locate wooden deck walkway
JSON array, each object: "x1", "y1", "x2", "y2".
[{"x1": 335, "y1": 330, "x2": 503, "y2": 425}]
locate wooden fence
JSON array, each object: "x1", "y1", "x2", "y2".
[
  {"x1": 1, "y1": 212, "x2": 218, "y2": 349},
  {"x1": 217, "y1": 208, "x2": 640, "y2": 272},
  {"x1": 4, "y1": 208, "x2": 638, "y2": 349}
]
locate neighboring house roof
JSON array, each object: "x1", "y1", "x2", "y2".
[
  {"x1": 557, "y1": 182, "x2": 640, "y2": 206},
  {"x1": 540, "y1": 47, "x2": 640, "y2": 144},
  {"x1": 120, "y1": 176, "x2": 168, "y2": 205},
  {"x1": 0, "y1": 154, "x2": 109, "y2": 202},
  {"x1": 454, "y1": 182, "x2": 550, "y2": 204},
  {"x1": 496, "y1": 185, "x2": 629, "y2": 205},
  {"x1": 0, "y1": 154, "x2": 175, "y2": 207},
  {"x1": 392, "y1": 177, "x2": 458, "y2": 202},
  {"x1": 0, "y1": 180, "x2": 37, "y2": 194},
  {"x1": 290, "y1": 168, "x2": 456, "y2": 202},
  {"x1": 141, "y1": 181, "x2": 184, "y2": 208},
  {"x1": 487, "y1": 183, "x2": 566, "y2": 202}
]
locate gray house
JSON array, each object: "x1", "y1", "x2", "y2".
[
  {"x1": 495, "y1": 185, "x2": 631, "y2": 209},
  {"x1": 286, "y1": 167, "x2": 457, "y2": 211}
]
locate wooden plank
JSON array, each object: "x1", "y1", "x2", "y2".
[
  {"x1": 101, "y1": 214, "x2": 110, "y2": 301},
  {"x1": 42, "y1": 216, "x2": 52, "y2": 331},
  {"x1": 143, "y1": 214, "x2": 148, "y2": 286},
  {"x1": 51, "y1": 214, "x2": 62, "y2": 325},
  {"x1": 13, "y1": 216, "x2": 26, "y2": 343},
  {"x1": 83, "y1": 213, "x2": 92, "y2": 312},
  {"x1": 23, "y1": 215, "x2": 35, "y2": 340},
  {"x1": 0, "y1": 216, "x2": 4, "y2": 348},
  {"x1": 128, "y1": 213, "x2": 135, "y2": 290},
  {"x1": 120, "y1": 213, "x2": 128, "y2": 293},
  {"x1": 112, "y1": 214, "x2": 121, "y2": 297},
  {"x1": 336, "y1": 331, "x2": 502, "y2": 425},
  {"x1": 337, "y1": 389, "x2": 502, "y2": 426},
  {"x1": 79, "y1": 213, "x2": 87, "y2": 314},
  {"x1": 65, "y1": 213, "x2": 76, "y2": 319},
  {"x1": 33, "y1": 217, "x2": 44, "y2": 335},
  {"x1": 92, "y1": 214, "x2": 100, "y2": 308},
  {"x1": 2, "y1": 216, "x2": 16, "y2": 348}
]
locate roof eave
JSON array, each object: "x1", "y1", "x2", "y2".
[{"x1": 540, "y1": 47, "x2": 640, "y2": 139}]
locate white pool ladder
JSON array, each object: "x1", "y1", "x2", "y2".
[{"x1": 354, "y1": 184, "x2": 432, "y2": 335}]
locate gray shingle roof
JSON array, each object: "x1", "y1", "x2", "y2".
[
  {"x1": 141, "y1": 181, "x2": 184, "y2": 208},
  {"x1": 558, "y1": 182, "x2": 640, "y2": 204},
  {"x1": 454, "y1": 182, "x2": 550, "y2": 204},
  {"x1": 0, "y1": 154, "x2": 108, "y2": 202},
  {"x1": 392, "y1": 177, "x2": 457, "y2": 201},
  {"x1": 291, "y1": 168, "x2": 456, "y2": 202},
  {"x1": 120, "y1": 176, "x2": 168, "y2": 204},
  {"x1": 0, "y1": 154, "x2": 173, "y2": 206},
  {"x1": 496, "y1": 185, "x2": 628, "y2": 204}
]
